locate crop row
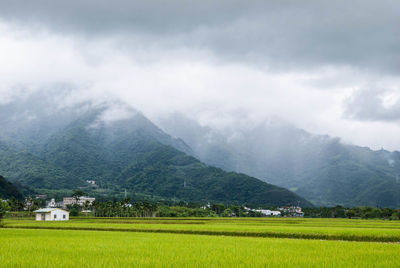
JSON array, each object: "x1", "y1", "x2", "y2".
[
  {"x1": 5, "y1": 224, "x2": 400, "y2": 242},
  {"x1": 1, "y1": 228, "x2": 400, "y2": 268}
]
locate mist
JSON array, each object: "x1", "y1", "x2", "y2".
[{"x1": 1, "y1": 1, "x2": 400, "y2": 150}]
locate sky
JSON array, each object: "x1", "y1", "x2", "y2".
[{"x1": 0, "y1": 0, "x2": 400, "y2": 150}]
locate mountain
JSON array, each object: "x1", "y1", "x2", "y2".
[
  {"x1": 0, "y1": 95, "x2": 310, "y2": 206},
  {"x1": 0, "y1": 141, "x2": 84, "y2": 189},
  {"x1": 0, "y1": 175, "x2": 23, "y2": 200},
  {"x1": 114, "y1": 144, "x2": 309, "y2": 205},
  {"x1": 0, "y1": 88, "x2": 89, "y2": 153},
  {"x1": 158, "y1": 113, "x2": 400, "y2": 207},
  {"x1": 39, "y1": 104, "x2": 193, "y2": 182}
]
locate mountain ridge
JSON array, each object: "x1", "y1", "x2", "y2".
[
  {"x1": 158, "y1": 113, "x2": 400, "y2": 207},
  {"x1": 0, "y1": 98, "x2": 311, "y2": 206}
]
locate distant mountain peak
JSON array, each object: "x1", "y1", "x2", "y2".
[{"x1": 158, "y1": 112, "x2": 400, "y2": 207}]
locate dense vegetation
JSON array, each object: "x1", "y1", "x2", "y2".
[
  {"x1": 0, "y1": 175, "x2": 23, "y2": 200},
  {"x1": 4, "y1": 217, "x2": 400, "y2": 243},
  {"x1": 2, "y1": 94, "x2": 400, "y2": 208},
  {"x1": 0, "y1": 199, "x2": 9, "y2": 226},
  {"x1": 304, "y1": 206, "x2": 400, "y2": 220},
  {"x1": 160, "y1": 114, "x2": 400, "y2": 207},
  {"x1": 113, "y1": 145, "x2": 311, "y2": 206},
  {"x1": 1, "y1": 228, "x2": 399, "y2": 267},
  {"x1": 71, "y1": 200, "x2": 261, "y2": 217},
  {"x1": 0, "y1": 142, "x2": 84, "y2": 189},
  {"x1": 0, "y1": 103, "x2": 311, "y2": 206}
]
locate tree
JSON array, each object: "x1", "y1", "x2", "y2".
[
  {"x1": 7, "y1": 198, "x2": 24, "y2": 212},
  {"x1": 0, "y1": 199, "x2": 10, "y2": 227},
  {"x1": 72, "y1": 189, "x2": 85, "y2": 205},
  {"x1": 69, "y1": 204, "x2": 81, "y2": 216},
  {"x1": 222, "y1": 208, "x2": 233, "y2": 217},
  {"x1": 83, "y1": 200, "x2": 90, "y2": 211},
  {"x1": 211, "y1": 203, "x2": 226, "y2": 214}
]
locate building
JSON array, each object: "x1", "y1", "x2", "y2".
[
  {"x1": 279, "y1": 206, "x2": 304, "y2": 217},
  {"x1": 255, "y1": 209, "x2": 281, "y2": 216},
  {"x1": 63, "y1": 196, "x2": 95, "y2": 208},
  {"x1": 46, "y1": 198, "x2": 64, "y2": 208},
  {"x1": 34, "y1": 208, "x2": 69, "y2": 221},
  {"x1": 24, "y1": 198, "x2": 34, "y2": 211},
  {"x1": 86, "y1": 180, "x2": 96, "y2": 185},
  {"x1": 243, "y1": 207, "x2": 281, "y2": 217},
  {"x1": 47, "y1": 198, "x2": 56, "y2": 208}
]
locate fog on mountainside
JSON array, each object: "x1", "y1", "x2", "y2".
[
  {"x1": 0, "y1": 93, "x2": 310, "y2": 206},
  {"x1": 158, "y1": 113, "x2": 400, "y2": 208}
]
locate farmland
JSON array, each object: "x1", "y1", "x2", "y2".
[
  {"x1": 4, "y1": 217, "x2": 400, "y2": 242},
  {"x1": 1, "y1": 217, "x2": 400, "y2": 267}
]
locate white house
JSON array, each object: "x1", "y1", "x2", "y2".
[
  {"x1": 47, "y1": 198, "x2": 56, "y2": 208},
  {"x1": 255, "y1": 209, "x2": 281, "y2": 216},
  {"x1": 34, "y1": 208, "x2": 69, "y2": 221},
  {"x1": 63, "y1": 196, "x2": 95, "y2": 208},
  {"x1": 243, "y1": 207, "x2": 281, "y2": 217}
]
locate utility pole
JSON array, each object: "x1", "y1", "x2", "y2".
[{"x1": 397, "y1": 175, "x2": 399, "y2": 209}]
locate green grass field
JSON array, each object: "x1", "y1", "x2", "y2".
[
  {"x1": 4, "y1": 217, "x2": 400, "y2": 242},
  {"x1": 1, "y1": 228, "x2": 400, "y2": 267},
  {"x1": 1, "y1": 218, "x2": 400, "y2": 267}
]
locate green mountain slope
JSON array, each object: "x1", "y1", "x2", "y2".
[
  {"x1": 0, "y1": 141, "x2": 84, "y2": 189},
  {"x1": 159, "y1": 114, "x2": 400, "y2": 207},
  {"x1": 0, "y1": 175, "x2": 23, "y2": 199},
  {"x1": 117, "y1": 144, "x2": 310, "y2": 205},
  {"x1": 40, "y1": 105, "x2": 192, "y2": 182},
  {"x1": 35, "y1": 105, "x2": 311, "y2": 206}
]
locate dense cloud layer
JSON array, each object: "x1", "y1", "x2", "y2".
[
  {"x1": 0, "y1": 1, "x2": 400, "y2": 150},
  {"x1": 1, "y1": 0, "x2": 400, "y2": 72},
  {"x1": 345, "y1": 88, "x2": 400, "y2": 122}
]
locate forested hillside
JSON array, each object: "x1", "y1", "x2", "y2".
[
  {"x1": 0, "y1": 99, "x2": 311, "y2": 206},
  {"x1": 0, "y1": 141, "x2": 84, "y2": 189},
  {"x1": 0, "y1": 175, "x2": 23, "y2": 199},
  {"x1": 159, "y1": 114, "x2": 400, "y2": 207}
]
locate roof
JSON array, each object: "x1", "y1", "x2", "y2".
[{"x1": 34, "y1": 208, "x2": 69, "y2": 213}]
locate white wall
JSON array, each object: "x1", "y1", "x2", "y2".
[
  {"x1": 35, "y1": 213, "x2": 51, "y2": 221},
  {"x1": 51, "y1": 209, "x2": 69, "y2": 221},
  {"x1": 36, "y1": 210, "x2": 69, "y2": 221}
]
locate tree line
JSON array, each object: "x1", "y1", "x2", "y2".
[
  {"x1": 303, "y1": 206, "x2": 400, "y2": 220},
  {"x1": 90, "y1": 200, "x2": 157, "y2": 217},
  {"x1": 76, "y1": 201, "x2": 267, "y2": 217},
  {"x1": 2, "y1": 196, "x2": 400, "y2": 220}
]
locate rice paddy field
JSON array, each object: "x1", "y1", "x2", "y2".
[{"x1": 1, "y1": 217, "x2": 400, "y2": 267}]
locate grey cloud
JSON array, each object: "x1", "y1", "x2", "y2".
[
  {"x1": 344, "y1": 88, "x2": 400, "y2": 122},
  {"x1": 1, "y1": 0, "x2": 400, "y2": 73}
]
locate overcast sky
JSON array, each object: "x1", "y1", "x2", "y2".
[{"x1": 1, "y1": 0, "x2": 400, "y2": 150}]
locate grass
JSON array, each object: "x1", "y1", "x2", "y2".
[
  {"x1": 4, "y1": 217, "x2": 400, "y2": 242},
  {"x1": 1, "y1": 228, "x2": 400, "y2": 267}
]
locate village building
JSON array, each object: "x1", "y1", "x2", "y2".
[
  {"x1": 243, "y1": 207, "x2": 281, "y2": 217},
  {"x1": 46, "y1": 198, "x2": 64, "y2": 208},
  {"x1": 34, "y1": 208, "x2": 69, "y2": 221},
  {"x1": 279, "y1": 206, "x2": 304, "y2": 217},
  {"x1": 24, "y1": 198, "x2": 34, "y2": 211},
  {"x1": 63, "y1": 196, "x2": 95, "y2": 208},
  {"x1": 255, "y1": 209, "x2": 281, "y2": 216},
  {"x1": 86, "y1": 180, "x2": 96, "y2": 185},
  {"x1": 47, "y1": 198, "x2": 56, "y2": 208}
]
